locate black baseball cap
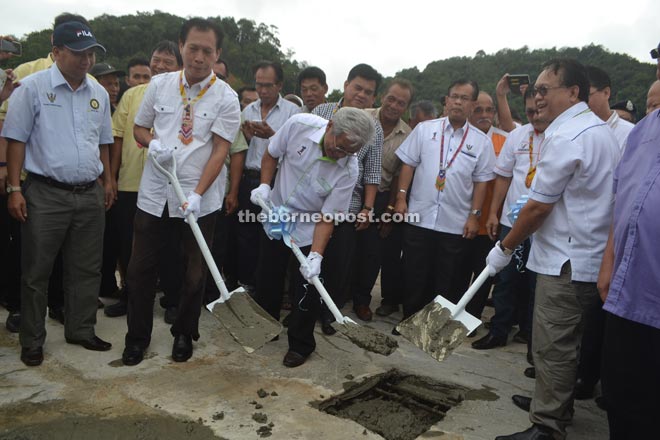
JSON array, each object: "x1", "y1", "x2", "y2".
[
  {"x1": 89, "y1": 63, "x2": 125, "y2": 78},
  {"x1": 651, "y1": 42, "x2": 660, "y2": 59},
  {"x1": 610, "y1": 100, "x2": 636, "y2": 115},
  {"x1": 53, "y1": 21, "x2": 106, "y2": 52}
]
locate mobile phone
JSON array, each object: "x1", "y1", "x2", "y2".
[
  {"x1": 507, "y1": 74, "x2": 530, "y2": 95},
  {"x1": 0, "y1": 39, "x2": 22, "y2": 56},
  {"x1": 0, "y1": 69, "x2": 7, "y2": 91}
]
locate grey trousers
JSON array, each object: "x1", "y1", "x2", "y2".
[
  {"x1": 20, "y1": 176, "x2": 105, "y2": 348},
  {"x1": 529, "y1": 262, "x2": 600, "y2": 438}
]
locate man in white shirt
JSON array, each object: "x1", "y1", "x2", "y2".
[
  {"x1": 586, "y1": 65, "x2": 633, "y2": 150},
  {"x1": 395, "y1": 79, "x2": 496, "y2": 321},
  {"x1": 488, "y1": 59, "x2": 620, "y2": 440},
  {"x1": 121, "y1": 18, "x2": 240, "y2": 366},
  {"x1": 250, "y1": 108, "x2": 375, "y2": 368},
  {"x1": 236, "y1": 61, "x2": 300, "y2": 291}
]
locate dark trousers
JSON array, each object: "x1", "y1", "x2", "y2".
[
  {"x1": 236, "y1": 173, "x2": 261, "y2": 287},
  {"x1": 205, "y1": 206, "x2": 240, "y2": 302},
  {"x1": 601, "y1": 312, "x2": 660, "y2": 439},
  {"x1": 380, "y1": 220, "x2": 404, "y2": 307},
  {"x1": 320, "y1": 221, "x2": 356, "y2": 321},
  {"x1": 489, "y1": 225, "x2": 536, "y2": 338},
  {"x1": 451, "y1": 234, "x2": 495, "y2": 318},
  {"x1": 401, "y1": 224, "x2": 465, "y2": 318},
  {"x1": 125, "y1": 208, "x2": 216, "y2": 348},
  {"x1": 20, "y1": 177, "x2": 105, "y2": 347},
  {"x1": 99, "y1": 205, "x2": 120, "y2": 296},
  {"x1": 114, "y1": 191, "x2": 138, "y2": 299},
  {"x1": 254, "y1": 231, "x2": 316, "y2": 356},
  {"x1": 577, "y1": 299, "x2": 605, "y2": 388}
]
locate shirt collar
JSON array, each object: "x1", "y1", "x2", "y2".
[
  {"x1": 545, "y1": 102, "x2": 590, "y2": 136},
  {"x1": 181, "y1": 70, "x2": 215, "y2": 92},
  {"x1": 443, "y1": 116, "x2": 469, "y2": 134},
  {"x1": 50, "y1": 63, "x2": 89, "y2": 91},
  {"x1": 606, "y1": 110, "x2": 619, "y2": 128},
  {"x1": 375, "y1": 107, "x2": 410, "y2": 136}
]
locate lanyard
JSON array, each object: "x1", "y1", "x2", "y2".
[
  {"x1": 177, "y1": 71, "x2": 216, "y2": 145},
  {"x1": 436, "y1": 119, "x2": 469, "y2": 191}
]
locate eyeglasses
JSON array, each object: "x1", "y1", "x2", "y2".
[
  {"x1": 525, "y1": 109, "x2": 537, "y2": 117},
  {"x1": 532, "y1": 85, "x2": 567, "y2": 97},
  {"x1": 448, "y1": 93, "x2": 472, "y2": 102},
  {"x1": 255, "y1": 82, "x2": 277, "y2": 89},
  {"x1": 331, "y1": 136, "x2": 357, "y2": 157}
]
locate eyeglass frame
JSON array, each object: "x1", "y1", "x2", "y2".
[
  {"x1": 532, "y1": 85, "x2": 568, "y2": 97},
  {"x1": 330, "y1": 135, "x2": 358, "y2": 157}
]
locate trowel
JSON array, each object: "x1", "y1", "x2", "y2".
[
  {"x1": 396, "y1": 267, "x2": 491, "y2": 362},
  {"x1": 150, "y1": 154, "x2": 282, "y2": 353},
  {"x1": 256, "y1": 196, "x2": 398, "y2": 356}
]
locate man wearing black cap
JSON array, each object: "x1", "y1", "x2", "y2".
[
  {"x1": 2, "y1": 20, "x2": 114, "y2": 366},
  {"x1": 610, "y1": 100, "x2": 637, "y2": 124},
  {"x1": 651, "y1": 41, "x2": 660, "y2": 80},
  {"x1": 90, "y1": 63, "x2": 125, "y2": 112}
]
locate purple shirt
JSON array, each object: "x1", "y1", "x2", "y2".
[{"x1": 603, "y1": 109, "x2": 660, "y2": 330}]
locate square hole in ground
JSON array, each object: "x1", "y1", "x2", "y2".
[{"x1": 316, "y1": 369, "x2": 469, "y2": 440}]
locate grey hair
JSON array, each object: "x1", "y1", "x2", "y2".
[
  {"x1": 330, "y1": 107, "x2": 376, "y2": 148},
  {"x1": 410, "y1": 100, "x2": 438, "y2": 118}
]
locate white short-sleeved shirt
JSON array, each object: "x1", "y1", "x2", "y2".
[
  {"x1": 268, "y1": 113, "x2": 359, "y2": 247},
  {"x1": 134, "y1": 70, "x2": 240, "y2": 218},
  {"x1": 494, "y1": 123, "x2": 546, "y2": 227},
  {"x1": 243, "y1": 95, "x2": 301, "y2": 170},
  {"x1": 526, "y1": 102, "x2": 620, "y2": 282},
  {"x1": 606, "y1": 110, "x2": 634, "y2": 151},
  {"x1": 396, "y1": 117, "x2": 496, "y2": 234},
  {"x1": 1, "y1": 64, "x2": 113, "y2": 184}
]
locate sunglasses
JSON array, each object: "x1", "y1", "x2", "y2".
[{"x1": 532, "y1": 85, "x2": 567, "y2": 97}]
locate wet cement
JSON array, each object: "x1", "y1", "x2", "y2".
[
  {"x1": 335, "y1": 322, "x2": 398, "y2": 356},
  {"x1": 209, "y1": 292, "x2": 282, "y2": 354},
  {"x1": 0, "y1": 413, "x2": 224, "y2": 440},
  {"x1": 396, "y1": 304, "x2": 468, "y2": 362},
  {"x1": 317, "y1": 369, "x2": 468, "y2": 440}
]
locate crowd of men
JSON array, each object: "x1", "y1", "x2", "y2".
[{"x1": 0, "y1": 12, "x2": 659, "y2": 440}]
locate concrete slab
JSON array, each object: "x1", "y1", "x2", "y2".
[{"x1": 0, "y1": 286, "x2": 608, "y2": 439}]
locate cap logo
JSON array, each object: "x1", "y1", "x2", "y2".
[
  {"x1": 626, "y1": 100, "x2": 634, "y2": 111},
  {"x1": 77, "y1": 30, "x2": 93, "y2": 38}
]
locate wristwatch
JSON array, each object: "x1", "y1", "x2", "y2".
[
  {"x1": 470, "y1": 209, "x2": 481, "y2": 217},
  {"x1": 499, "y1": 241, "x2": 514, "y2": 256},
  {"x1": 6, "y1": 184, "x2": 21, "y2": 194}
]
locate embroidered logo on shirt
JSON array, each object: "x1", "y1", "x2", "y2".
[
  {"x1": 431, "y1": 132, "x2": 437, "y2": 140},
  {"x1": 46, "y1": 93, "x2": 56, "y2": 103},
  {"x1": 297, "y1": 145, "x2": 307, "y2": 156},
  {"x1": 466, "y1": 144, "x2": 473, "y2": 151},
  {"x1": 90, "y1": 99, "x2": 100, "y2": 110}
]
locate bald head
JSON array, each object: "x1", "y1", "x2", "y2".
[
  {"x1": 647, "y1": 80, "x2": 660, "y2": 114},
  {"x1": 469, "y1": 91, "x2": 495, "y2": 133}
]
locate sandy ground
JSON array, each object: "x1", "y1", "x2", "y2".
[{"x1": 0, "y1": 282, "x2": 608, "y2": 439}]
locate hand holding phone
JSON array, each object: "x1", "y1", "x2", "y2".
[{"x1": 507, "y1": 74, "x2": 530, "y2": 95}]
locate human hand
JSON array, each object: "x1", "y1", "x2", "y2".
[
  {"x1": 300, "y1": 251, "x2": 323, "y2": 281},
  {"x1": 148, "y1": 139, "x2": 173, "y2": 164},
  {"x1": 486, "y1": 241, "x2": 513, "y2": 276},
  {"x1": 486, "y1": 213, "x2": 500, "y2": 241},
  {"x1": 181, "y1": 191, "x2": 202, "y2": 222},
  {"x1": 250, "y1": 183, "x2": 271, "y2": 206}
]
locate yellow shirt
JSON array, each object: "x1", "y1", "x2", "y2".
[
  {"x1": 112, "y1": 84, "x2": 148, "y2": 192},
  {"x1": 0, "y1": 54, "x2": 55, "y2": 120},
  {"x1": 226, "y1": 129, "x2": 248, "y2": 195}
]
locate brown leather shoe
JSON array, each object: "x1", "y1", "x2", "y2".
[
  {"x1": 282, "y1": 351, "x2": 307, "y2": 368},
  {"x1": 353, "y1": 305, "x2": 373, "y2": 322}
]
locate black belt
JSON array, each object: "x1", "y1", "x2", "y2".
[
  {"x1": 29, "y1": 173, "x2": 97, "y2": 192},
  {"x1": 243, "y1": 169, "x2": 261, "y2": 179}
]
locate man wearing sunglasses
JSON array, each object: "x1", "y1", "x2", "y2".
[
  {"x1": 487, "y1": 59, "x2": 620, "y2": 440},
  {"x1": 250, "y1": 108, "x2": 375, "y2": 367}
]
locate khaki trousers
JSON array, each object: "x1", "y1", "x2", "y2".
[{"x1": 529, "y1": 262, "x2": 600, "y2": 438}]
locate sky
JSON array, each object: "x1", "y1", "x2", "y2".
[{"x1": 2, "y1": 0, "x2": 659, "y2": 91}]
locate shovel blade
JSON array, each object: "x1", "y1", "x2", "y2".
[
  {"x1": 433, "y1": 295, "x2": 482, "y2": 334},
  {"x1": 207, "y1": 288, "x2": 282, "y2": 353},
  {"x1": 396, "y1": 301, "x2": 470, "y2": 362}
]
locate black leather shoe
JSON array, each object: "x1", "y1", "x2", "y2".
[
  {"x1": 20, "y1": 346, "x2": 43, "y2": 366},
  {"x1": 512, "y1": 394, "x2": 532, "y2": 412},
  {"x1": 172, "y1": 335, "x2": 193, "y2": 362},
  {"x1": 375, "y1": 303, "x2": 398, "y2": 317},
  {"x1": 48, "y1": 307, "x2": 65, "y2": 325},
  {"x1": 321, "y1": 319, "x2": 336, "y2": 335},
  {"x1": 164, "y1": 307, "x2": 178, "y2": 325},
  {"x1": 65, "y1": 335, "x2": 112, "y2": 351},
  {"x1": 471, "y1": 333, "x2": 507, "y2": 350},
  {"x1": 524, "y1": 367, "x2": 536, "y2": 379},
  {"x1": 495, "y1": 424, "x2": 556, "y2": 440},
  {"x1": 104, "y1": 300, "x2": 127, "y2": 317},
  {"x1": 5, "y1": 311, "x2": 20, "y2": 333},
  {"x1": 574, "y1": 378, "x2": 595, "y2": 400},
  {"x1": 122, "y1": 345, "x2": 145, "y2": 366},
  {"x1": 282, "y1": 350, "x2": 307, "y2": 368}
]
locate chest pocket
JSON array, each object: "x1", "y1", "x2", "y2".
[
  {"x1": 193, "y1": 105, "x2": 216, "y2": 136},
  {"x1": 312, "y1": 176, "x2": 333, "y2": 197}
]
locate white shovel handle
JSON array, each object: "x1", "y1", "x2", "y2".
[
  {"x1": 453, "y1": 266, "x2": 491, "y2": 317},
  {"x1": 149, "y1": 154, "x2": 231, "y2": 305},
  {"x1": 255, "y1": 196, "x2": 353, "y2": 325}
]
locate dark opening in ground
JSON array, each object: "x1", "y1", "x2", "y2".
[{"x1": 316, "y1": 369, "x2": 468, "y2": 440}]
